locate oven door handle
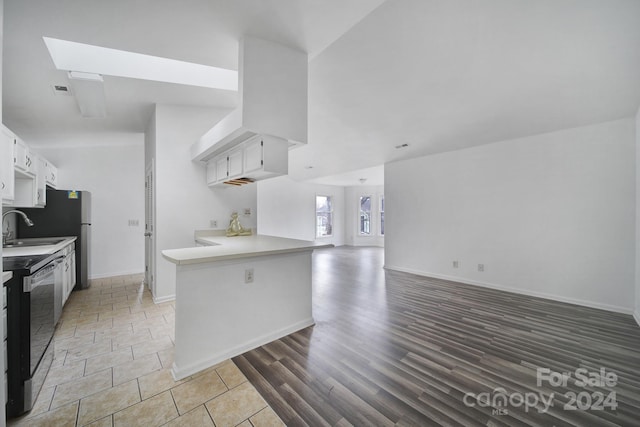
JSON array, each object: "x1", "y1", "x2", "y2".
[{"x1": 23, "y1": 257, "x2": 65, "y2": 292}]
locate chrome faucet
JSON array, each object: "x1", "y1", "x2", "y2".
[{"x1": 2, "y1": 210, "x2": 35, "y2": 245}]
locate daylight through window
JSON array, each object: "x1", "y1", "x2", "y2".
[
  {"x1": 359, "y1": 196, "x2": 372, "y2": 235},
  {"x1": 380, "y1": 195, "x2": 385, "y2": 236},
  {"x1": 316, "y1": 195, "x2": 333, "y2": 237}
]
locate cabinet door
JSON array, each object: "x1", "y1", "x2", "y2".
[
  {"x1": 216, "y1": 157, "x2": 228, "y2": 181},
  {"x1": 0, "y1": 127, "x2": 15, "y2": 203},
  {"x1": 228, "y1": 150, "x2": 243, "y2": 178},
  {"x1": 46, "y1": 162, "x2": 58, "y2": 188},
  {"x1": 206, "y1": 160, "x2": 217, "y2": 185},
  {"x1": 13, "y1": 138, "x2": 35, "y2": 176},
  {"x1": 34, "y1": 156, "x2": 46, "y2": 207},
  {"x1": 244, "y1": 139, "x2": 263, "y2": 173},
  {"x1": 68, "y1": 251, "x2": 76, "y2": 296}
]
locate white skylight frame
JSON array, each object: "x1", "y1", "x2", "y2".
[{"x1": 43, "y1": 37, "x2": 238, "y2": 91}]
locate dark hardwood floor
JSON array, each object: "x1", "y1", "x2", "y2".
[{"x1": 233, "y1": 247, "x2": 640, "y2": 426}]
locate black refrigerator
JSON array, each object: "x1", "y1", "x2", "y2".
[{"x1": 18, "y1": 189, "x2": 91, "y2": 289}]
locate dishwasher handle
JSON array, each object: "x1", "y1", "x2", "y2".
[{"x1": 23, "y1": 257, "x2": 64, "y2": 292}]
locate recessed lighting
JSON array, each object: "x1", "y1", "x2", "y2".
[
  {"x1": 395, "y1": 143, "x2": 409, "y2": 149},
  {"x1": 359, "y1": 178, "x2": 367, "y2": 184},
  {"x1": 43, "y1": 37, "x2": 238, "y2": 91},
  {"x1": 305, "y1": 166, "x2": 314, "y2": 169}
]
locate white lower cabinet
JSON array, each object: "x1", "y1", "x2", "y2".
[{"x1": 59, "y1": 243, "x2": 77, "y2": 306}]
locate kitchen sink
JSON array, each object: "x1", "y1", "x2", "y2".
[{"x1": 3, "y1": 238, "x2": 66, "y2": 248}]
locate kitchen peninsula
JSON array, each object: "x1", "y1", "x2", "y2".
[{"x1": 162, "y1": 233, "x2": 332, "y2": 380}]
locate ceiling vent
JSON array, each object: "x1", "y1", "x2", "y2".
[{"x1": 52, "y1": 84, "x2": 72, "y2": 96}]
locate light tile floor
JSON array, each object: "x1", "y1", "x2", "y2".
[{"x1": 8, "y1": 274, "x2": 285, "y2": 427}]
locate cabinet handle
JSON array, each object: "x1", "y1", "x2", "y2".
[{"x1": 1, "y1": 182, "x2": 4, "y2": 190}]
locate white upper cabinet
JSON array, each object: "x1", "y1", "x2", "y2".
[
  {"x1": 205, "y1": 160, "x2": 217, "y2": 185},
  {"x1": 13, "y1": 138, "x2": 36, "y2": 177},
  {"x1": 46, "y1": 161, "x2": 58, "y2": 189},
  {"x1": 207, "y1": 135, "x2": 288, "y2": 188},
  {"x1": 215, "y1": 157, "x2": 228, "y2": 182},
  {"x1": 1, "y1": 126, "x2": 15, "y2": 204},
  {"x1": 243, "y1": 135, "x2": 287, "y2": 179},
  {"x1": 34, "y1": 156, "x2": 47, "y2": 207},
  {"x1": 2, "y1": 123, "x2": 58, "y2": 207},
  {"x1": 227, "y1": 150, "x2": 243, "y2": 179},
  {"x1": 244, "y1": 138, "x2": 263, "y2": 174}
]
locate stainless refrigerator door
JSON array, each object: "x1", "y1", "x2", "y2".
[
  {"x1": 81, "y1": 191, "x2": 92, "y2": 225},
  {"x1": 80, "y1": 223, "x2": 91, "y2": 289}
]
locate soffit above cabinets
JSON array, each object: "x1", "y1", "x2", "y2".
[{"x1": 191, "y1": 36, "x2": 308, "y2": 163}]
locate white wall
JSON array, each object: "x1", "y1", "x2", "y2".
[
  {"x1": 344, "y1": 185, "x2": 384, "y2": 247},
  {"x1": 151, "y1": 104, "x2": 257, "y2": 301},
  {"x1": 635, "y1": 107, "x2": 640, "y2": 324},
  {"x1": 257, "y1": 175, "x2": 345, "y2": 246},
  {"x1": 386, "y1": 119, "x2": 636, "y2": 313},
  {"x1": 37, "y1": 137, "x2": 146, "y2": 278}
]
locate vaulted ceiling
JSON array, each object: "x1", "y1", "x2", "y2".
[{"x1": 4, "y1": 0, "x2": 640, "y2": 183}]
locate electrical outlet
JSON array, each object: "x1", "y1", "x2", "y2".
[
  {"x1": 453, "y1": 261, "x2": 459, "y2": 268},
  {"x1": 245, "y1": 268, "x2": 254, "y2": 283},
  {"x1": 244, "y1": 208, "x2": 251, "y2": 216},
  {"x1": 210, "y1": 220, "x2": 217, "y2": 228},
  {"x1": 478, "y1": 264, "x2": 485, "y2": 272}
]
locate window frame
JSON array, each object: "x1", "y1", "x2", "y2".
[
  {"x1": 359, "y1": 195, "x2": 373, "y2": 236},
  {"x1": 315, "y1": 195, "x2": 333, "y2": 238},
  {"x1": 379, "y1": 194, "x2": 385, "y2": 236}
]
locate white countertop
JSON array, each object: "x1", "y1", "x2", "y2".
[
  {"x1": 2, "y1": 271, "x2": 12, "y2": 284},
  {"x1": 162, "y1": 234, "x2": 333, "y2": 265},
  {"x1": 2, "y1": 236, "x2": 77, "y2": 258}
]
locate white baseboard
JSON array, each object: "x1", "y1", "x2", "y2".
[
  {"x1": 152, "y1": 294, "x2": 175, "y2": 304},
  {"x1": 171, "y1": 317, "x2": 315, "y2": 381},
  {"x1": 384, "y1": 264, "x2": 634, "y2": 315},
  {"x1": 634, "y1": 310, "x2": 640, "y2": 327},
  {"x1": 90, "y1": 270, "x2": 145, "y2": 280}
]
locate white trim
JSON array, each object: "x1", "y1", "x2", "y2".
[
  {"x1": 89, "y1": 270, "x2": 145, "y2": 280},
  {"x1": 153, "y1": 294, "x2": 175, "y2": 304},
  {"x1": 171, "y1": 317, "x2": 314, "y2": 380},
  {"x1": 634, "y1": 311, "x2": 640, "y2": 327},
  {"x1": 384, "y1": 264, "x2": 634, "y2": 315}
]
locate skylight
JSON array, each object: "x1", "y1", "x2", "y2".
[{"x1": 43, "y1": 37, "x2": 238, "y2": 91}]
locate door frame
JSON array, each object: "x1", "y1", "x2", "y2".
[{"x1": 144, "y1": 159, "x2": 156, "y2": 297}]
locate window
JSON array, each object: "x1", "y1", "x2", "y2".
[
  {"x1": 379, "y1": 195, "x2": 384, "y2": 236},
  {"x1": 359, "y1": 196, "x2": 372, "y2": 235},
  {"x1": 316, "y1": 195, "x2": 333, "y2": 237}
]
